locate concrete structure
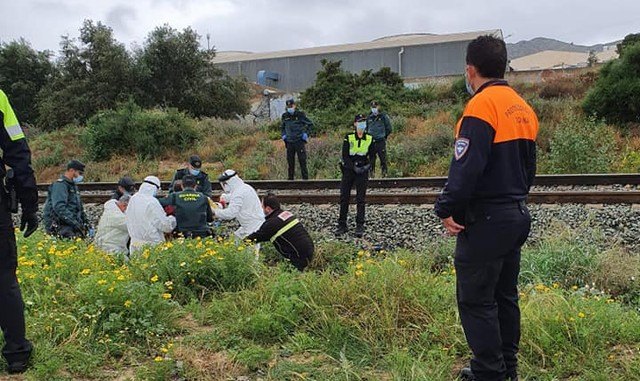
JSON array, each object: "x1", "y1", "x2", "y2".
[
  {"x1": 213, "y1": 30, "x2": 502, "y2": 92},
  {"x1": 510, "y1": 49, "x2": 618, "y2": 71}
]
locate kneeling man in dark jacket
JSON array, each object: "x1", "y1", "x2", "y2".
[{"x1": 247, "y1": 194, "x2": 314, "y2": 271}]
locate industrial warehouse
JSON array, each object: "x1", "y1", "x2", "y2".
[{"x1": 213, "y1": 29, "x2": 502, "y2": 91}]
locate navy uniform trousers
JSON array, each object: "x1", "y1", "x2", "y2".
[
  {"x1": 0, "y1": 200, "x2": 32, "y2": 366},
  {"x1": 455, "y1": 201, "x2": 531, "y2": 381}
]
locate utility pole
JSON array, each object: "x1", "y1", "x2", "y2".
[{"x1": 206, "y1": 33, "x2": 211, "y2": 52}]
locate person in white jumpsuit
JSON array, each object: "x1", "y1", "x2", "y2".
[
  {"x1": 95, "y1": 194, "x2": 130, "y2": 254},
  {"x1": 125, "y1": 176, "x2": 176, "y2": 255},
  {"x1": 214, "y1": 170, "x2": 264, "y2": 239}
]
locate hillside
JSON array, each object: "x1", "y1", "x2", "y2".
[{"x1": 507, "y1": 37, "x2": 617, "y2": 59}]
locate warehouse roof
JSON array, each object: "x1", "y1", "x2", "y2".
[{"x1": 213, "y1": 29, "x2": 502, "y2": 64}]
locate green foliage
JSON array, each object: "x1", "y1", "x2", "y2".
[
  {"x1": 387, "y1": 124, "x2": 453, "y2": 176},
  {"x1": 616, "y1": 33, "x2": 640, "y2": 56},
  {"x1": 299, "y1": 61, "x2": 407, "y2": 132},
  {"x1": 0, "y1": 39, "x2": 54, "y2": 124},
  {"x1": 135, "y1": 24, "x2": 250, "y2": 118},
  {"x1": 83, "y1": 100, "x2": 199, "y2": 161},
  {"x1": 583, "y1": 42, "x2": 640, "y2": 126},
  {"x1": 543, "y1": 115, "x2": 617, "y2": 174},
  {"x1": 36, "y1": 20, "x2": 134, "y2": 130}
]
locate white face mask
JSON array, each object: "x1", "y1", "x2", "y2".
[{"x1": 371, "y1": 107, "x2": 379, "y2": 115}]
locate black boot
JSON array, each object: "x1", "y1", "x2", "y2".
[
  {"x1": 459, "y1": 367, "x2": 475, "y2": 380},
  {"x1": 355, "y1": 223, "x2": 365, "y2": 238},
  {"x1": 335, "y1": 222, "x2": 348, "y2": 236}
]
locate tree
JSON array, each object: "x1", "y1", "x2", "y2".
[
  {"x1": 587, "y1": 50, "x2": 598, "y2": 67},
  {"x1": 0, "y1": 39, "x2": 54, "y2": 124},
  {"x1": 616, "y1": 33, "x2": 640, "y2": 57},
  {"x1": 583, "y1": 42, "x2": 640, "y2": 126},
  {"x1": 135, "y1": 25, "x2": 249, "y2": 118},
  {"x1": 36, "y1": 20, "x2": 134, "y2": 130}
]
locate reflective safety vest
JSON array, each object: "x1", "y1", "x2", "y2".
[
  {"x1": 0, "y1": 90, "x2": 25, "y2": 141},
  {"x1": 348, "y1": 133, "x2": 372, "y2": 156}
]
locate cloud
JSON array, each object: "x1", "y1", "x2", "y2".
[{"x1": 1, "y1": 0, "x2": 638, "y2": 54}]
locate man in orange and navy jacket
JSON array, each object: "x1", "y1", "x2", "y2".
[{"x1": 434, "y1": 35, "x2": 538, "y2": 381}]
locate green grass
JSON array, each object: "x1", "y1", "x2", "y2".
[{"x1": 1, "y1": 226, "x2": 638, "y2": 380}]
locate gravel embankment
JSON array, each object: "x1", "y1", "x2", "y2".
[{"x1": 29, "y1": 203, "x2": 638, "y2": 252}]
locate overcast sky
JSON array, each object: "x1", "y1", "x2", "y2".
[{"x1": 1, "y1": 0, "x2": 638, "y2": 54}]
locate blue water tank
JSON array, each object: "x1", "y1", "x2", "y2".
[{"x1": 257, "y1": 70, "x2": 280, "y2": 86}]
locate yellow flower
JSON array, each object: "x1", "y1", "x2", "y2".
[
  {"x1": 179, "y1": 262, "x2": 186, "y2": 267},
  {"x1": 355, "y1": 270, "x2": 364, "y2": 277},
  {"x1": 124, "y1": 300, "x2": 132, "y2": 308},
  {"x1": 355, "y1": 263, "x2": 363, "y2": 270},
  {"x1": 398, "y1": 259, "x2": 407, "y2": 266},
  {"x1": 160, "y1": 347, "x2": 169, "y2": 353},
  {"x1": 534, "y1": 284, "x2": 545, "y2": 292},
  {"x1": 162, "y1": 293, "x2": 172, "y2": 300},
  {"x1": 80, "y1": 268, "x2": 91, "y2": 275},
  {"x1": 97, "y1": 279, "x2": 107, "y2": 285},
  {"x1": 150, "y1": 274, "x2": 159, "y2": 283},
  {"x1": 571, "y1": 285, "x2": 578, "y2": 291},
  {"x1": 552, "y1": 283, "x2": 560, "y2": 289},
  {"x1": 578, "y1": 312, "x2": 586, "y2": 318},
  {"x1": 117, "y1": 275, "x2": 126, "y2": 281},
  {"x1": 154, "y1": 356, "x2": 163, "y2": 362}
]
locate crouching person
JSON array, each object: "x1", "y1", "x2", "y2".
[
  {"x1": 126, "y1": 176, "x2": 176, "y2": 255},
  {"x1": 159, "y1": 175, "x2": 213, "y2": 238},
  {"x1": 247, "y1": 194, "x2": 314, "y2": 271},
  {"x1": 95, "y1": 194, "x2": 130, "y2": 254}
]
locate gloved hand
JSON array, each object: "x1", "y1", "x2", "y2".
[
  {"x1": 302, "y1": 133, "x2": 309, "y2": 142},
  {"x1": 354, "y1": 164, "x2": 371, "y2": 175},
  {"x1": 281, "y1": 134, "x2": 287, "y2": 141},
  {"x1": 20, "y1": 212, "x2": 38, "y2": 238}
]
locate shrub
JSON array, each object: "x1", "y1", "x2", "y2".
[
  {"x1": 544, "y1": 115, "x2": 618, "y2": 174},
  {"x1": 583, "y1": 42, "x2": 640, "y2": 126},
  {"x1": 539, "y1": 76, "x2": 589, "y2": 99},
  {"x1": 83, "y1": 100, "x2": 199, "y2": 161}
]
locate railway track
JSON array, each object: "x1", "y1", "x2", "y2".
[{"x1": 37, "y1": 174, "x2": 640, "y2": 205}]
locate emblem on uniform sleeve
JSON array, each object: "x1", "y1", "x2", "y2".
[{"x1": 454, "y1": 138, "x2": 470, "y2": 160}]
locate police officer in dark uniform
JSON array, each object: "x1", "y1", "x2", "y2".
[
  {"x1": 434, "y1": 35, "x2": 538, "y2": 381},
  {"x1": 0, "y1": 89, "x2": 39, "y2": 374},
  {"x1": 111, "y1": 176, "x2": 135, "y2": 200},
  {"x1": 247, "y1": 193, "x2": 314, "y2": 271},
  {"x1": 281, "y1": 99, "x2": 313, "y2": 180},
  {"x1": 336, "y1": 114, "x2": 374, "y2": 238},
  {"x1": 43, "y1": 160, "x2": 88, "y2": 239},
  {"x1": 366, "y1": 101, "x2": 392, "y2": 177},
  {"x1": 160, "y1": 175, "x2": 213, "y2": 238},
  {"x1": 169, "y1": 155, "x2": 212, "y2": 197}
]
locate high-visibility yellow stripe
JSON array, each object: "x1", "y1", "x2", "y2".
[
  {"x1": 0, "y1": 90, "x2": 24, "y2": 141},
  {"x1": 270, "y1": 218, "x2": 300, "y2": 243}
]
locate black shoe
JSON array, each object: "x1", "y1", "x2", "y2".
[
  {"x1": 7, "y1": 353, "x2": 31, "y2": 374},
  {"x1": 355, "y1": 224, "x2": 364, "y2": 238},
  {"x1": 459, "y1": 367, "x2": 475, "y2": 380},
  {"x1": 335, "y1": 223, "x2": 348, "y2": 236}
]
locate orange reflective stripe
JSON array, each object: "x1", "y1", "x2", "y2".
[{"x1": 456, "y1": 85, "x2": 538, "y2": 143}]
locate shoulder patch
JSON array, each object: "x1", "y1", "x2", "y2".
[
  {"x1": 454, "y1": 138, "x2": 470, "y2": 160},
  {"x1": 278, "y1": 211, "x2": 293, "y2": 221}
]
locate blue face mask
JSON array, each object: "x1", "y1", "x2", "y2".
[
  {"x1": 73, "y1": 175, "x2": 84, "y2": 184},
  {"x1": 465, "y1": 72, "x2": 475, "y2": 96},
  {"x1": 356, "y1": 122, "x2": 366, "y2": 131},
  {"x1": 287, "y1": 108, "x2": 295, "y2": 114},
  {"x1": 189, "y1": 168, "x2": 200, "y2": 176},
  {"x1": 371, "y1": 107, "x2": 379, "y2": 115}
]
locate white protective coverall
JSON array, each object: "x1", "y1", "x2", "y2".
[
  {"x1": 94, "y1": 199, "x2": 129, "y2": 254},
  {"x1": 126, "y1": 176, "x2": 176, "y2": 254},
  {"x1": 214, "y1": 171, "x2": 264, "y2": 239}
]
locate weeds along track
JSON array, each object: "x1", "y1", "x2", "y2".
[{"x1": 37, "y1": 174, "x2": 640, "y2": 205}]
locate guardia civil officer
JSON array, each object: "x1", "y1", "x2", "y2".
[
  {"x1": 247, "y1": 193, "x2": 314, "y2": 271},
  {"x1": 335, "y1": 114, "x2": 374, "y2": 238},
  {"x1": 281, "y1": 99, "x2": 313, "y2": 180},
  {"x1": 159, "y1": 175, "x2": 213, "y2": 238},
  {"x1": 434, "y1": 35, "x2": 538, "y2": 381},
  {"x1": 366, "y1": 101, "x2": 392, "y2": 177},
  {"x1": 169, "y1": 155, "x2": 212, "y2": 197},
  {"x1": 0, "y1": 89, "x2": 39, "y2": 373},
  {"x1": 43, "y1": 160, "x2": 89, "y2": 239}
]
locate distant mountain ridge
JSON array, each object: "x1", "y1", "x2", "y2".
[{"x1": 506, "y1": 37, "x2": 619, "y2": 60}]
